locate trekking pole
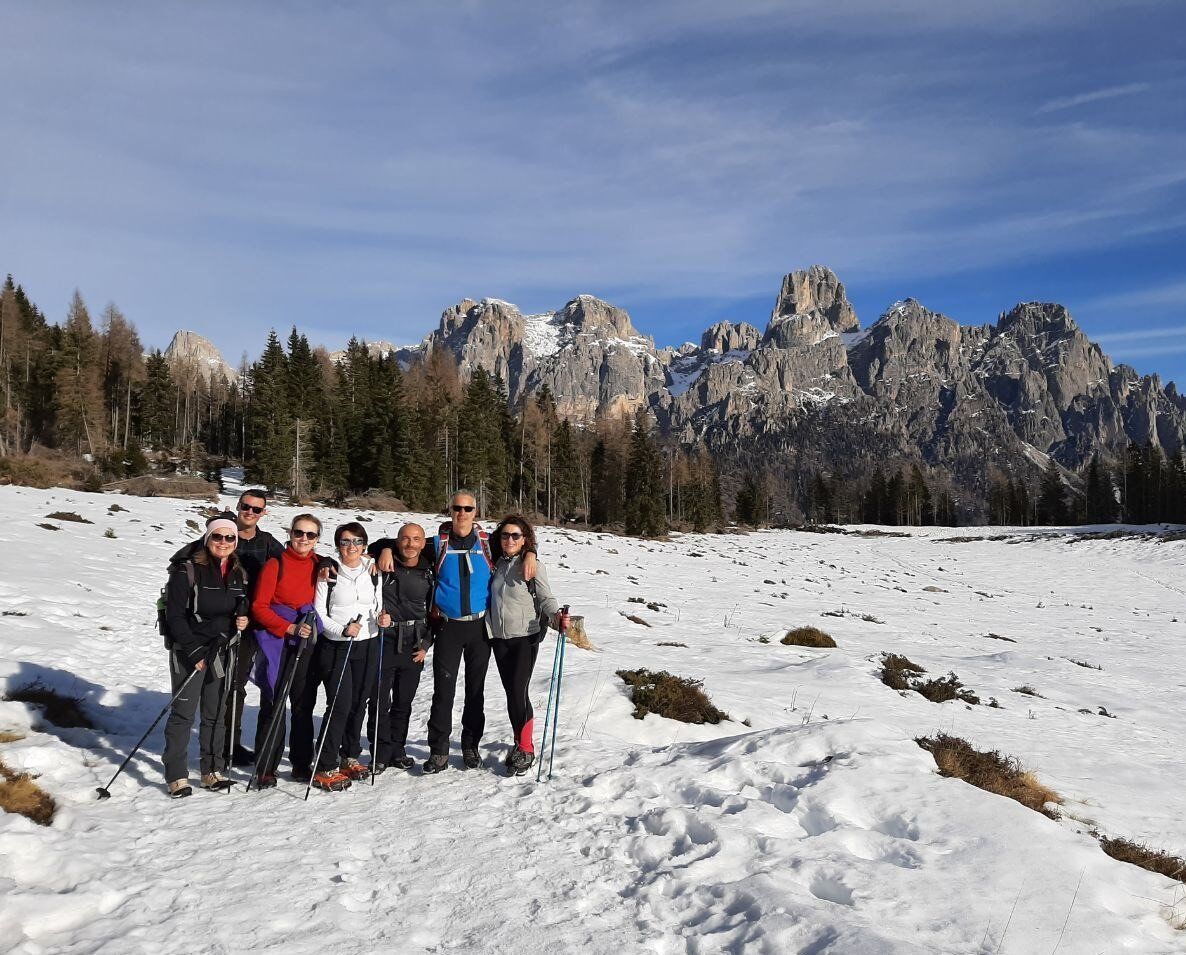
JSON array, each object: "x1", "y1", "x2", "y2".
[
  {"x1": 536, "y1": 605, "x2": 569, "y2": 783},
  {"x1": 304, "y1": 616, "x2": 361, "y2": 801},
  {"x1": 96, "y1": 662, "x2": 205, "y2": 800},
  {"x1": 545, "y1": 613, "x2": 569, "y2": 781},
  {"x1": 219, "y1": 597, "x2": 249, "y2": 786},
  {"x1": 370, "y1": 617, "x2": 385, "y2": 786},
  {"x1": 247, "y1": 611, "x2": 316, "y2": 793}
]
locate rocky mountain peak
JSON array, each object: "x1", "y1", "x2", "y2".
[
  {"x1": 763, "y1": 266, "x2": 860, "y2": 349},
  {"x1": 559, "y1": 295, "x2": 642, "y2": 341},
  {"x1": 701, "y1": 321, "x2": 762, "y2": 354},
  {"x1": 163, "y1": 330, "x2": 237, "y2": 384}
]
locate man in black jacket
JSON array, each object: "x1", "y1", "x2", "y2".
[{"x1": 369, "y1": 523, "x2": 434, "y2": 773}]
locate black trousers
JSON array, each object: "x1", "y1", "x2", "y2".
[
  {"x1": 309, "y1": 637, "x2": 377, "y2": 772},
  {"x1": 221, "y1": 630, "x2": 257, "y2": 758},
  {"x1": 426, "y1": 618, "x2": 490, "y2": 756},
  {"x1": 255, "y1": 635, "x2": 317, "y2": 777},
  {"x1": 163, "y1": 646, "x2": 226, "y2": 781},
  {"x1": 370, "y1": 628, "x2": 425, "y2": 763},
  {"x1": 491, "y1": 636, "x2": 540, "y2": 753}
]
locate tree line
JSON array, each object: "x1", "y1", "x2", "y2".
[{"x1": 3, "y1": 274, "x2": 1183, "y2": 533}]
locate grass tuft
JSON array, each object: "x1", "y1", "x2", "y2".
[
  {"x1": 617, "y1": 669, "x2": 728, "y2": 724},
  {"x1": 1098, "y1": 837, "x2": 1186, "y2": 885},
  {"x1": 881, "y1": 653, "x2": 978, "y2": 704},
  {"x1": 1012, "y1": 685, "x2": 1043, "y2": 697},
  {"x1": 4, "y1": 680, "x2": 94, "y2": 729},
  {"x1": 780, "y1": 626, "x2": 837, "y2": 648},
  {"x1": 917, "y1": 733, "x2": 1060, "y2": 818},
  {"x1": 45, "y1": 511, "x2": 92, "y2": 524},
  {"x1": 0, "y1": 741, "x2": 56, "y2": 827}
]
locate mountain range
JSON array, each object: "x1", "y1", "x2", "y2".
[{"x1": 164, "y1": 266, "x2": 1186, "y2": 494}]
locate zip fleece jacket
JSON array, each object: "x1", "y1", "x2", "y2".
[
  {"x1": 315, "y1": 558, "x2": 381, "y2": 642},
  {"x1": 165, "y1": 555, "x2": 248, "y2": 658},
  {"x1": 486, "y1": 555, "x2": 559, "y2": 641}
]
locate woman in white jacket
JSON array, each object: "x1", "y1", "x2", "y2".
[{"x1": 311, "y1": 521, "x2": 381, "y2": 791}]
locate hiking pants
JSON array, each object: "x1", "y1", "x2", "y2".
[
  {"x1": 221, "y1": 630, "x2": 258, "y2": 758},
  {"x1": 163, "y1": 646, "x2": 226, "y2": 781},
  {"x1": 426, "y1": 618, "x2": 490, "y2": 756},
  {"x1": 309, "y1": 638, "x2": 375, "y2": 772},
  {"x1": 255, "y1": 635, "x2": 317, "y2": 776},
  {"x1": 491, "y1": 635, "x2": 540, "y2": 753},
  {"x1": 370, "y1": 628, "x2": 425, "y2": 763}
]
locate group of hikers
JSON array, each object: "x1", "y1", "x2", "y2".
[{"x1": 160, "y1": 487, "x2": 569, "y2": 798}]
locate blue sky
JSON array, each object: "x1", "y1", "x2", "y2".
[{"x1": 2, "y1": 2, "x2": 1184, "y2": 382}]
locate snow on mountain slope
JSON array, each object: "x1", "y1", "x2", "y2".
[{"x1": 0, "y1": 486, "x2": 1184, "y2": 953}]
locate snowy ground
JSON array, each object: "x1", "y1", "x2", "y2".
[{"x1": 0, "y1": 484, "x2": 1184, "y2": 954}]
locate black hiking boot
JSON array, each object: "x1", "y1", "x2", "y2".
[
  {"x1": 291, "y1": 767, "x2": 312, "y2": 784},
  {"x1": 462, "y1": 746, "x2": 480, "y2": 769},
  {"x1": 255, "y1": 773, "x2": 277, "y2": 790},
  {"x1": 508, "y1": 748, "x2": 534, "y2": 776},
  {"x1": 392, "y1": 754, "x2": 415, "y2": 770},
  {"x1": 372, "y1": 762, "x2": 387, "y2": 777},
  {"x1": 422, "y1": 754, "x2": 449, "y2": 774},
  {"x1": 231, "y1": 746, "x2": 255, "y2": 768}
]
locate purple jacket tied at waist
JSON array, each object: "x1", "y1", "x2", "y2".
[{"x1": 252, "y1": 602, "x2": 321, "y2": 692}]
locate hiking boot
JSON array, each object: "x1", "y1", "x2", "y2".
[
  {"x1": 312, "y1": 769, "x2": 351, "y2": 792},
  {"x1": 340, "y1": 758, "x2": 370, "y2": 781},
  {"x1": 201, "y1": 772, "x2": 233, "y2": 792},
  {"x1": 231, "y1": 746, "x2": 255, "y2": 767},
  {"x1": 255, "y1": 773, "x2": 277, "y2": 790},
  {"x1": 392, "y1": 755, "x2": 415, "y2": 771},
  {"x1": 508, "y1": 748, "x2": 535, "y2": 776},
  {"x1": 168, "y1": 779, "x2": 192, "y2": 799},
  {"x1": 462, "y1": 746, "x2": 480, "y2": 769},
  {"x1": 291, "y1": 767, "x2": 312, "y2": 784},
  {"x1": 422, "y1": 754, "x2": 449, "y2": 774},
  {"x1": 372, "y1": 762, "x2": 387, "y2": 776}
]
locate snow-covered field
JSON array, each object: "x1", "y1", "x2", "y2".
[{"x1": 1, "y1": 484, "x2": 1184, "y2": 954}]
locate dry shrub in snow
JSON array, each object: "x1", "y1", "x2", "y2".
[
  {"x1": 617, "y1": 669, "x2": 728, "y2": 724},
  {"x1": 4, "y1": 680, "x2": 94, "y2": 729},
  {"x1": 0, "y1": 756, "x2": 56, "y2": 826},
  {"x1": 1098, "y1": 837, "x2": 1186, "y2": 885},
  {"x1": 45, "y1": 511, "x2": 92, "y2": 524},
  {"x1": 881, "y1": 653, "x2": 979, "y2": 704},
  {"x1": 343, "y1": 493, "x2": 406, "y2": 511},
  {"x1": 917, "y1": 733, "x2": 1060, "y2": 819},
  {"x1": 781, "y1": 626, "x2": 837, "y2": 648}
]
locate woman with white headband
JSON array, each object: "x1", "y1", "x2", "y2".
[{"x1": 161, "y1": 515, "x2": 250, "y2": 797}]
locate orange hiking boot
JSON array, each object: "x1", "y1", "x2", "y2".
[
  {"x1": 340, "y1": 758, "x2": 370, "y2": 781},
  {"x1": 312, "y1": 769, "x2": 351, "y2": 792}
]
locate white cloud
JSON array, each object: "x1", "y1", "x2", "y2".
[{"x1": 1036, "y1": 82, "x2": 1152, "y2": 114}]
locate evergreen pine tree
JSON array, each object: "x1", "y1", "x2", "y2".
[
  {"x1": 622, "y1": 412, "x2": 665, "y2": 537},
  {"x1": 1036, "y1": 459, "x2": 1068, "y2": 525}
]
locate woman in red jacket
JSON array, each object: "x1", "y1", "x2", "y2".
[{"x1": 251, "y1": 513, "x2": 323, "y2": 788}]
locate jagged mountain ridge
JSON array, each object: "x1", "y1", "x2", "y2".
[
  {"x1": 411, "y1": 265, "x2": 1186, "y2": 484},
  {"x1": 176, "y1": 266, "x2": 1186, "y2": 490}
]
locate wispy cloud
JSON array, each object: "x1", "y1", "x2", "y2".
[
  {"x1": 1036, "y1": 82, "x2": 1152, "y2": 114},
  {"x1": 1095, "y1": 324, "x2": 1186, "y2": 345}
]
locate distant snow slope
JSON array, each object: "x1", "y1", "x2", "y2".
[{"x1": 1, "y1": 486, "x2": 1184, "y2": 953}]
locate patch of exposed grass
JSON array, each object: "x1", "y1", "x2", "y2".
[
  {"x1": 104, "y1": 528, "x2": 117, "y2": 539},
  {"x1": 1067, "y1": 658, "x2": 1103, "y2": 670},
  {"x1": 4, "y1": 680, "x2": 94, "y2": 729},
  {"x1": 45, "y1": 511, "x2": 92, "y2": 523},
  {"x1": 1098, "y1": 837, "x2": 1186, "y2": 885},
  {"x1": 656, "y1": 641, "x2": 687, "y2": 648},
  {"x1": 37, "y1": 523, "x2": 60, "y2": 531},
  {"x1": 2, "y1": 610, "x2": 28, "y2": 617},
  {"x1": 917, "y1": 733, "x2": 1060, "y2": 818},
  {"x1": 107, "y1": 503, "x2": 128, "y2": 513},
  {"x1": 617, "y1": 669, "x2": 728, "y2": 724},
  {"x1": 879, "y1": 653, "x2": 925, "y2": 691},
  {"x1": 781, "y1": 626, "x2": 837, "y2": 648},
  {"x1": 622, "y1": 614, "x2": 651, "y2": 627},
  {"x1": 1012, "y1": 685, "x2": 1043, "y2": 698},
  {"x1": 881, "y1": 654, "x2": 979, "y2": 704},
  {"x1": 984, "y1": 633, "x2": 1017, "y2": 642},
  {"x1": 0, "y1": 757, "x2": 56, "y2": 826}
]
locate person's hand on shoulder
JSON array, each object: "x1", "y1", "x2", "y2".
[
  {"x1": 377, "y1": 548, "x2": 395, "y2": 573},
  {"x1": 522, "y1": 551, "x2": 537, "y2": 581}
]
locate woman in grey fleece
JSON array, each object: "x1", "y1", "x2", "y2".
[{"x1": 487, "y1": 514, "x2": 569, "y2": 775}]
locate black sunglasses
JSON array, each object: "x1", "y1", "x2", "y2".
[
  {"x1": 239, "y1": 504, "x2": 264, "y2": 514},
  {"x1": 290, "y1": 529, "x2": 319, "y2": 540},
  {"x1": 451, "y1": 504, "x2": 476, "y2": 513},
  {"x1": 499, "y1": 532, "x2": 523, "y2": 540},
  {"x1": 208, "y1": 532, "x2": 238, "y2": 544}
]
